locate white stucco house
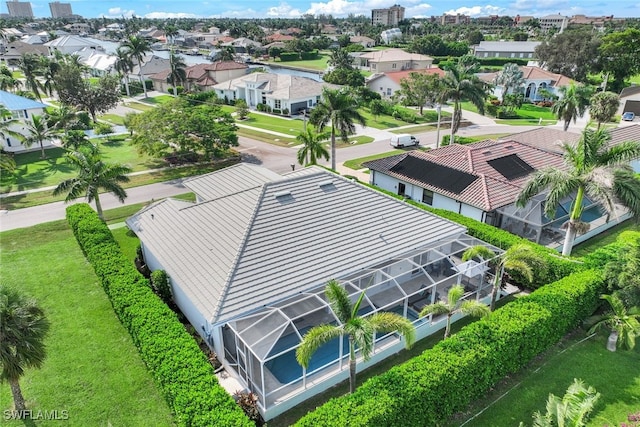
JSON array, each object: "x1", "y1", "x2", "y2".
[
  {"x1": 126, "y1": 164, "x2": 501, "y2": 420},
  {"x1": 479, "y1": 66, "x2": 573, "y2": 101},
  {"x1": 0, "y1": 90, "x2": 49, "y2": 153},
  {"x1": 367, "y1": 68, "x2": 445, "y2": 99},
  {"x1": 44, "y1": 35, "x2": 104, "y2": 55},
  {"x1": 213, "y1": 72, "x2": 337, "y2": 115},
  {"x1": 365, "y1": 126, "x2": 639, "y2": 249},
  {"x1": 618, "y1": 86, "x2": 640, "y2": 117},
  {"x1": 473, "y1": 41, "x2": 541, "y2": 59},
  {"x1": 357, "y1": 48, "x2": 433, "y2": 73}
]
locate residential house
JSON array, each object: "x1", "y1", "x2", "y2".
[
  {"x1": 0, "y1": 90, "x2": 50, "y2": 153},
  {"x1": 364, "y1": 127, "x2": 636, "y2": 248},
  {"x1": 473, "y1": 41, "x2": 541, "y2": 60},
  {"x1": 0, "y1": 39, "x2": 48, "y2": 65},
  {"x1": 130, "y1": 55, "x2": 171, "y2": 84},
  {"x1": 213, "y1": 72, "x2": 336, "y2": 115},
  {"x1": 220, "y1": 37, "x2": 262, "y2": 54},
  {"x1": 265, "y1": 33, "x2": 295, "y2": 43},
  {"x1": 478, "y1": 66, "x2": 572, "y2": 101},
  {"x1": 357, "y1": 48, "x2": 433, "y2": 73},
  {"x1": 75, "y1": 48, "x2": 117, "y2": 77},
  {"x1": 350, "y1": 35, "x2": 375, "y2": 48},
  {"x1": 618, "y1": 86, "x2": 640, "y2": 117},
  {"x1": 44, "y1": 35, "x2": 104, "y2": 55},
  {"x1": 150, "y1": 61, "x2": 248, "y2": 93},
  {"x1": 126, "y1": 163, "x2": 500, "y2": 420},
  {"x1": 366, "y1": 68, "x2": 445, "y2": 98}
]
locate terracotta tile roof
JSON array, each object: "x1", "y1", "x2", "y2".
[
  {"x1": 370, "y1": 68, "x2": 445, "y2": 85},
  {"x1": 359, "y1": 48, "x2": 433, "y2": 63},
  {"x1": 365, "y1": 139, "x2": 565, "y2": 211},
  {"x1": 481, "y1": 66, "x2": 573, "y2": 88},
  {"x1": 266, "y1": 33, "x2": 295, "y2": 42},
  {"x1": 507, "y1": 125, "x2": 640, "y2": 152}
]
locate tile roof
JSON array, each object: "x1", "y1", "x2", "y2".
[
  {"x1": 0, "y1": 90, "x2": 47, "y2": 111},
  {"x1": 213, "y1": 72, "x2": 336, "y2": 100},
  {"x1": 480, "y1": 66, "x2": 573, "y2": 88},
  {"x1": 368, "y1": 68, "x2": 445, "y2": 85},
  {"x1": 365, "y1": 139, "x2": 566, "y2": 211},
  {"x1": 359, "y1": 48, "x2": 433, "y2": 63},
  {"x1": 126, "y1": 165, "x2": 465, "y2": 325},
  {"x1": 620, "y1": 86, "x2": 640, "y2": 99}
]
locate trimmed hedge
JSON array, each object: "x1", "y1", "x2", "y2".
[
  {"x1": 66, "y1": 204, "x2": 252, "y2": 427},
  {"x1": 296, "y1": 270, "x2": 605, "y2": 426}
]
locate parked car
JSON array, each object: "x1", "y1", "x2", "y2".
[
  {"x1": 390, "y1": 134, "x2": 419, "y2": 148},
  {"x1": 622, "y1": 112, "x2": 635, "y2": 121}
]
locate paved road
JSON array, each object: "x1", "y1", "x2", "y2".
[{"x1": 0, "y1": 120, "x2": 552, "y2": 232}]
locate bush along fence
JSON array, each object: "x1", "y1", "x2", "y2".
[
  {"x1": 66, "y1": 204, "x2": 252, "y2": 427},
  {"x1": 295, "y1": 269, "x2": 605, "y2": 426}
]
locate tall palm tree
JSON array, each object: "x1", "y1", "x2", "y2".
[
  {"x1": 164, "y1": 24, "x2": 179, "y2": 46},
  {"x1": 39, "y1": 55, "x2": 60, "y2": 98},
  {"x1": 168, "y1": 48, "x2": 187, "y2": 96},
  {"x1": 552, "y1": 83, "x2": 593, "y2": 131},
  {"x1": 461, "y1": 244, "x2": 543, "y2": 311},
  {"x1": 46, "y1": 105, "x2": 79, "y2": 133},
  {"x1": 589, "y1": 91, "x2": 619, "y2": 130},
  {"x1": 525, "y1": 379, "x2": 600, "y2": 427},
  {"x1": 296, "y1": 280, "x2": 415, "y2": 394},
  {"x1": 114, "y1": 46, "x2": 134, "y2": 97},
  {"x1": 588, "y1": 294, "x2": 640, "y2": 351},
  {"x1": 310, "y1": 88, "x2": 366, "y2": 171},
  {"x1": 440, "y1": 60, "x2": 488, "y2": 142},
  {"x1": 296, "y1": 127, "x2": 329, "y2": 166},
  {"x1": 17, "y1": 53, "x2": 43, "y2": 101},
  {"x1": 53, "y1": 144, "x2": 131, "y2": 220},
  {"x1": 494, "y1": 63, "x2": 525, "y2": 103},
  {"x1": 419, "y1": 284, "x2": 489, "y2": 339},
  {"x1": 0, "y1": 284, "x2": 50, "y2": 412},
  {"x1": 122, "y1": 35, "x2": 151, "y2": 98},
  {"x1": 22, "y1": 115, "x2": 56, "y2": 158},
  {"x1": 0, "y1": 151, "x2": 16, "y2": 173},
  {"x1": 516, "y1": 127, "x2": 640, "y2": 256}
]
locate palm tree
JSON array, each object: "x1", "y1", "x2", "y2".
[
  {"x1": 589, "y1": 91, "x2": 619, "y2": 130},
  {"x1": 328, "y1": 48, "x2": 353, "y2": 69},
  {"x1": 122, "y1": 35, "x2": 151, "y2": 98},
  {"x1": 440, "y1": 60, "x2": 488, "y2": 142},
  {"x1": 516, "y1": 127, "x2": 640, "y2": 256},
  {"x1": 523, "y1": 379, "x2": 600, "y2": 427},
  {"x1": 22, "y1": 115, "x2": 56, "y2": 158},
  {"x1": 0, "y1": 65, "x2": 22, "y2": 93},
  {"x1": 461, "y1": 244, "x2": 543, "y2": 311},
  {"x1": 552, "y1": 83, "x2": 593, "y2": 131},
  {"x1": 17, "y1": 53, "x2": 43, "y2": 101},
  {"x1": 164, "y1": 24, "x2": 179, "y2": 46},
  {"x1": 0, "y1": 106, "x2": 23, "y2": 144},
  {"x1": 309, "y1": 88, "x2": 366, "y2": 171},
  {"x1": 0, "y1": 151, "x2": 16, "y2": 173},
  {"x1": 0, "y1": 284, "x2": 50, "y2": 412},
  {"x1": 296, "y1": 280, "x2": 415, "y2": 393},
  {"x1": 114, "y1": 46, "x2": 134, "y2": 97},
  {"x1": 168, "y1": 48, "x2": 187, "y2": 96},
  {"x1": 296, "y1": 127, "x2": 329, "y2": 166},
  {"x1": 46, "y1": 105, "x2": 79, "y2": 133},
  {"x1": 39, "y1": 55, "x2": 60, "y2": 97},
  {"x1": 53, "y1": 144, "x2": 131, "y2": 220},
  {"x1": 494, "y1": 63, "x2": 525, "y2": 103},
  {"x1": 588, "y1": 294, "x2": 640, "y2": 351},
  {"x1": 419, "y1": 284, "x2": 490, "y2": 338}
]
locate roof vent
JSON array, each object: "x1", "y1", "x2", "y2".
[
  {"x1": 274, "y1": 190, "x2": 292, "y2": 199},
  {"x1": 505, "y1": 145, "x2": 514, "y2": 150},
  {"x1": 482, "y1": 150, "x2": 492, "y2": 155},
  {"x1": 318, "y1": 180, "x2": 334, "y2": 188}
]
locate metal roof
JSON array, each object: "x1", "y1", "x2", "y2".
[
  {"x1": 184, "y1": 163, "x2": 283, "y2": 201},
  {"x1": 127, "y1": 166, "x2": 466, "y2": 326},
  {"x1": 0, "y1": 90, "x2": 47, "y2": 111}
]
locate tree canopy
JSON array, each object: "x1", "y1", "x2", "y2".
[
  {"x1": 129, "y1": 98, "x2": 238, "y2": 159},
  {"x1": 535, "y1": 28, "x2": 601, "y2": 82}
]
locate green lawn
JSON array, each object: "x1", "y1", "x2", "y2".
[
  {"x1": 0, "y1": 137, "x2": 164, "y2": 193},
  {"x1": 628, "y1": 74, "x2": 640, "y2": 84},
  {"x1": 0, "y1": 221, "x2": 175, "y2": 426},
  {"x1": 267, "y1": 54, "x2": 330, "y2": 71},
  {"x1": 343, "y1": 149, "x2": 405, "y2": 170},
  {"x1": 125, "y1": 102, "x2": 155, "y2": 112},
  {"x1": 451, "y1": 332, "x2": 640, "y2": 426},
  {"x1": 142, "y1": 95, "x2": 175, "y2": 105},
  {"x1": 572, "y1": 219, "x2": 640, "y2": 258},
  {"x1": 99, "y1": 114, "x2": 126, "y2": 125}
]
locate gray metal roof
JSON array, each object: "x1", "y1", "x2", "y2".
[
  {"x1": 127, "y1": 166, "x2": 465, "y2": 326},
  {"x1": 184, "y1": 163, "x2": 282, "y2": 201}
]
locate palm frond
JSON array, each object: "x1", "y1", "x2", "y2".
[
  {"x1": 295, "y1": 324, "x2": 342, "y2": 368},
  {"x1": 462, "y1": 245, "x2": 495, "y2": 262},
  {"x1": 460, "y1": 300, "x2": 490, "y2": 318},
  {"x1": 447, "y1": 284, "x2": 466, "y2": 308},
  {"x1": 419, "y1": 301, "x2": 450, "y2": 318},
  {"x1": 504, "y1": 259, "x2": 534, "y2": 284},
  {"x1": 367, "y1": 312, "x2": 416, "y2": 349},
  {"x1": 325, "y1": 280, "x2": 353, "y2": 324}
]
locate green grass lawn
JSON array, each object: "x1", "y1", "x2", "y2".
[
  {"x1": 451, "y1": 332, "x2": 640, "y2": 426},
  {"x1": 142, "y1": 95, "x2": 175, "y2": 105},
  {"x1": 267, "y1": 54, "x2": 330, "y2": 71},
  {"x1": 572, "y1": 219, "x2": 640, "y2": 258},
  {"x1": 0, "y1": 137, "x2": 164, "y2": 193},
  {"x1": 0, "y1": 221, "x2": 174, "y2": 426},
  {"x1": 99, "y1": 114, "x2": 126, "y2": 125},
  {"x1": 343, "y1": 149, "x2": 405, "y2": 170},
  {"x1": 125, "y1": 101, "x2": 155, "y2": 112},
  {"x1": 628, "y1": 74, "x2": 640, "y2": 84}
]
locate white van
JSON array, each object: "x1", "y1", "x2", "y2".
[{"x1": 390, "y1": 134, "x2": 419, "y2": 148}]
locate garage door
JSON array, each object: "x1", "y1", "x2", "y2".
[{"x1": 622, "y1": 100, "x2": 640, "y2": 115}]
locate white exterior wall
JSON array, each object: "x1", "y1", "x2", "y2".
[
  {"x1": 367, "y1": 75, "x2": 400, "y2": 98},
  {"x1": 2, "y1": 106, "x2": 52, "y2": 153}
]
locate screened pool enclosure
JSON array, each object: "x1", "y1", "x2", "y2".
[{"x1": 222, "y1": 234, "x2": 502, "y2": 412}]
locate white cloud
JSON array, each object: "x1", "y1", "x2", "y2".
[
  {"x1": 144, "y1": 12, "x2": 201, "y2": 19},
  {"x1": 444, "y1": 4, "x2": 505, "y2": 17},
  {"x1": 267, "y1": 3, "x2": 303, "y2": 17},
  {"x1": 405, "y1": 3, "x2": 434, "y2": 18},
  {"x1": 101, "y1": 7, "x2": 136, "y2": 18},
  {"x1": 510, "y1": 0, "x2": 568, "y2": 12}
]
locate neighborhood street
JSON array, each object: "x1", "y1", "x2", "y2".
[{"x1": 0, "y1": 116, "x2": 556, "y2": 232}]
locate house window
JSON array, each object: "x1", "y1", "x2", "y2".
[
  {"x1": 495, "y1": 53, "x2": 500, "y2": 57},
  {"x1": 422, "y1": 189, "x2": 434, "y2": 205},
  {"x1": 483, "y1": 52, "x2": 488, "y2": 57},
  {"x1": 398, "y1": 182, "x2": 406, "y2": 196},
  {"x1": 519, "y1": 53, "x2": 524, "y2": 58},
  {"x1": 6, "y1": 138, "x2": 11, "y2": 147},
  {"x1": 372, "y1": 63, "x2": 376, "y2": 69},
  {"x1": 11, "y1": 110, "x2": 25, "y2": 119},
  {"x1": 392, "y1": 63, "x2": 397, "y2": 69},
  {"x1": 510, "y1": 53, "x2": 515, "y2": 57},
  {"x1": 386, "y1": 88, "x2": 392, "y2": 96},
  {"x1": 308, "y1": 100, "x2": 313, "y2": 107},
  {"x1": 261, "y1": 95, "x2": 266, "y2": 104},
  {"x1": 275, "y1": 100, "x2": 281, "y2": 109},
  {"x1": 528, "y1": 53, "x2": 532, "y2": 58}
]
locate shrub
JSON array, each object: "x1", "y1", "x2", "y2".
[
  {"x1": 485, "y1": 103, "x2": 499, "y2": 117},
  {"x1": 282, "y1": 108, "x2": 289, "y2": 116},
  {"x1": 440, "y1": 135, "x2": 476, "y2": 146},
  {"x1": 66, "y1": 204, "x2": 251, "y2": 427},
  {"x1": 300, "y1": 49, "x2": 319, "y2": 60},
  {"x1": 279, "y1": 52, "x2": 299, "y2": 61},
  {"x1": 296, "y1": 270, "x2": 605, "y2": 427},
  {"x1": 150, "y1": 270, "x2": 172, "y2": 303},
  {"x1": 272, "y1": 108, "x2": 282, "y2": 115}
]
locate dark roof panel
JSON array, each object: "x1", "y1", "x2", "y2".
[
  {"x1": 487, "y1": 154, "x2": 534, "y2": 180},
  {"x1": 390, "y1": 156, "x2": 477, "y2": 194}
]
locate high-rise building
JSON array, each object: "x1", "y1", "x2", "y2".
[
  {"x1": 6, "y1": 0, "x2": 33, "y2": 18},
  {"x1": 371, "y1": 4, "x2": 405, "y2": 26},
  {"x1": 49, "y1": 1, "x2": 72, "y2": 18}
]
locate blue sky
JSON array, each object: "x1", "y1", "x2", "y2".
[{"x1": 8, "y1": 0, "x2": 640, "y2": 20}]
